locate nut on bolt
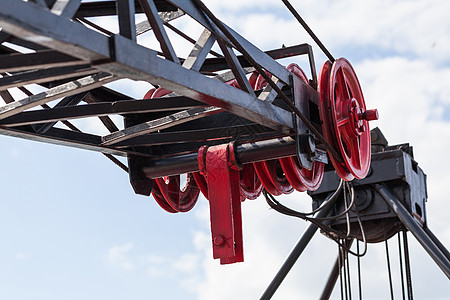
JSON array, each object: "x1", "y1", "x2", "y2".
[{"x1": 213, "y1": 235, "x2": 225, "y2": 246}]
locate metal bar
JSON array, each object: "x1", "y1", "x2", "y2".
[
  {"x1": 110, "y1": 36, "x2": 294, "y2": 133},
  {"x1": 1, "y1": 37, "x2": 131, "y2": 106},
  {"x1": 112, "y1": 124, "x2": 276, "y2": 148},
  {"x1": 423, "y1": 227, "x2": 450, "y2": 261},
  {"x1": 217, "y1": 39, "x2": 255, "y2": 95},
  {"x1": 167, "y1": 0, "x2": 291, "y2": 84},
  {"x1": 139, "y1": 0, "x2": 179, "y2": 63},
  {"x1": 0, "y1": 31, "x2": 10, "y2": 43},
  {"x1": 135, "y1": 10, "x2": 184, "y2": 36},
  {"x1": 182, "y1": 29, "x2": 216, "y2": 72},
  {"x1": 374, "y1": 184, "x2": 450, "y2": 279},
  {"x1": 116, "y1": 0, "x2": 136, "y2": 41},
  {"x1": 141, "y1": 137, "x2": 295, "y2": 179},
  {"x1": 21, "y1": 82, "x2": 131, "y2": 172},
  {"x1": 84, "y1": 93, "x2": 119, "y2": 133},
  {"x1": 0, "y1": 90, "x2": 15, "y2": 104},
  {"x1": 259, "y1": 194, "x2": 339, "y2": 300},
  {"x1": 165, "y1": 23, "x2": 222, "y2": 58},
  {"x1": 34, "y1": 92, "x2": 88, "y2": 134},
  {"x1": 214, "y1": 67, "x2": 254, "y2": 83},
  {"x1": 306, "y1": 44, "x2": 317, "y2": 88},
  {"x1": 0, "y1": 65, "x2": 96, "y2": 91},
  {"x1": 319, "y1": 239, "x2": 354, "y2": 300},
  {"x1": 0, "y1": 0, "x2": 111, "y2": 62},
  {"x1": 0, "y1": 35, "x2": 47, "y2": 52},
  {"x1": 77, "y1": 17, "x2": 114, "y2": 36},
  {"x1": 0, "y1": 50, "x2": 82, "y2": 73},
  {"x1": 200, "y1": 44, "x2": 311, "y2": 73},
  {"x1": 39, "y1": 103, "x2": 81, "y2": 132},
  {"x1": 141, "y1": 136, "x2": 327, "y2": 178},
  {"x1": 51, "y1": 0, "x2": 81, "y2": 18},
  {"x1": 0, "y1": 1, "x2": 295, "y2": 134},
  {"x1": 75, "y1": 0, "x2": 177, "y2": 18},
  {"x1": 0, "y1": 126, "x2": 138, "y2": 157},
  {"x1": 102, "y1": 106, "x2": 222, "y2": 145},
  {"x1": 89, "y1": 87, "x2": 132, "y2": 103},
  {"x1": 0, "y1": 72, "x2": 116, "y2": 120},
  {"x1": 258, "y1": 75, "x2": 284, "y2": 103},
  {"x1": 0, "y1": 97, "x2": 206, "y2": 127}
]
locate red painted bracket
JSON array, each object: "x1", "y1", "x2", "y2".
[{"x1": 198, "y1": 143, "x2": 244, "y2": 264}]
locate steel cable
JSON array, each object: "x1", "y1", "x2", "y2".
[
  {"x1": 398, "y1": 232, "x2": 406, "y2": 300},
  {"x1": 346, "y1": 245, "x2": 353, "y2": 300},
  {"x1": 191, "y1": 0, "x2": 344, "y2": 164},
  {"x1": 385, "y1": 232, "x2": 395, "y2": 300},
  {"x1": 357, "y1": 240, "x2": 363, "y2": 300},
  {"x1": 280, "y1": 0, "x2": 335, "y2": 62},
  {"x1": 403, "y1": 230, "x2": 414, "y2": 300},
  {"x1": 264, "y1": 180, "x2": 368, "y2": 257}
]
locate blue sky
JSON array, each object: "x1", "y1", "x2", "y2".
[{"x1": 0, "y1": 0, "x2": 449, "y2": 299}]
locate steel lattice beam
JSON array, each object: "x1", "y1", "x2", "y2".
[{"x1": 0, "y1": 0, "x2": 295, "y2": 136}]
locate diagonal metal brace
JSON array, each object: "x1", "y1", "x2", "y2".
[{"x1": 374, "y1": 183, "x2": 450, "y2": 279}]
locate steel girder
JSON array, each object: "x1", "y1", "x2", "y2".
[{"x1": 0, "y1": 0, "x2": 322, "y2": 165}]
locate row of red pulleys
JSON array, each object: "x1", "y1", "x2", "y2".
[{"x1": 146, "y1": 59, "x2": 377, "y2": 213}]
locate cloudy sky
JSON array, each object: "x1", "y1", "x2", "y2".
[{"x1": 0, "y1": 0, "x2": 449, "y2": 299}]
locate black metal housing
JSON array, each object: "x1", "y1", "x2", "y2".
[{"x1": 309, "y1": 136, "x2": 428, "y2": 242}]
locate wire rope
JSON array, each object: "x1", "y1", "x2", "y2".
[{"x1": 398, "y1": 232, "x2": 406, "y2": 300}]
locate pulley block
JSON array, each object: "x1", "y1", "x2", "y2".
[
  {"x1": 318, "y1": 58, "x2": 378, "y2": 180},
  {"x1": 145, "y1": 88, "x2": 200, "y2": 212}
]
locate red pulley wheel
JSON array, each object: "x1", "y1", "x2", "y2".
[
  {"x1": 319, "y1": 58, "x2": 378, "y2": 180},
  {"x1": 154, "y1": 175, "x2": 200, "y2": 212},
  {"x1": 253, "y1": 159, "x2": 293, "y2": 195},
  {"x1": 145, "y1": 87, "x2": 200, "y2": 212},
  {"x1": 318, "y1": 61, "x2": 352, "y2": 180},
  {"x1": 228, "y1": 73, "x2": 264, "y2": 199},
  {"x1": 278, "y1": 63, "x2": 325, "y2": 191},
  {"x1": 251, "y1": 68, "x2": 293, "y2": 195},
  {"x1": 239, "y1": 163, "x2": 263, "y2": 200},
  {"x1": 151, "y1": 181, "x2": 178, "y2": 213},
  {"x1": 192, "y1": 172, "x2": 208, "y2": 198},
  {"x1": 143, "y1": 88, "x2": 155, "y2": 99}
]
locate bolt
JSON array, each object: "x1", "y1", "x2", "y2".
[
  {"x1": 213, "y1": 235, "x2": 225, "y2": 246},
  {"x1": 361, "y1": 109, "x2": 379, "y2": 121}
]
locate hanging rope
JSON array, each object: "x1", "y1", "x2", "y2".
[
  {"x1": 342, "y1": 240, "x2": 349, "y2": 300},
  {"x1": 385, "y1": 236, "x2": 395, "y2": 300},
  {"x1": 263, "y1": 181, "x2": 368, "y2": 257},
  {"x1": 339, "y1": 242, "x2": 345, "y2": 300},
  {"x1": 346, "y1": 246, "x2": 353, "y2": 300},
  {"x1": 403, "y1": 230, "x2": 414, "y2": 300},
  {"x1": 357, "y1": 240, "x2": 363, "y2": 300},
  {"x1": 398, "y1": 232, "x2": 406, "y2": 300}
]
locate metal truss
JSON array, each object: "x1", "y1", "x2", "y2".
[
  {"x1": 0, "y1": 0, "x2": 322, "y2": 168},
  {"x1": 1, "y1": 1, "x2": 448, "y2": 298}
]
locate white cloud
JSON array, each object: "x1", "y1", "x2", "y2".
[
  {"x1": 15, "y1": 252, "x2": 29, "y2": 260},
  {"x1": 106, "y1": 242, "x2": 135, "y2": 271}
]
